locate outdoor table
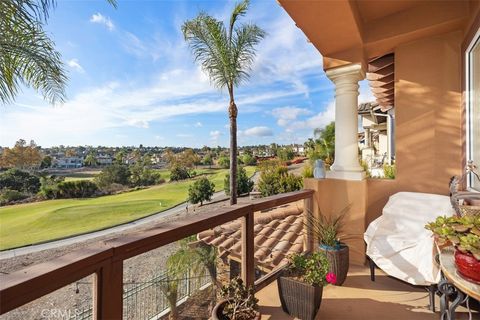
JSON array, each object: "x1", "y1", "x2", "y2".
[{"x1": 437, "y1": 247, "x2": 480, "y2": 320}]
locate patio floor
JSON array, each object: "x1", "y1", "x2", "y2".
[{"x1": 257, "y1": 265, "x2": 478, "y2": 320}]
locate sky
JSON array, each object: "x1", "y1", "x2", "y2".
[{"x1": 0, "y1": 0, "x2": 374, "y2": 148}]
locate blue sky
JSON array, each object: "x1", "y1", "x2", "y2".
[{"x1": 0, "y1": 0, "x2": 373, "y2": 148}]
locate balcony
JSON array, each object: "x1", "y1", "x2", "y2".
[{"x1": 2, "y1": 189, "x2": 477, "y2": 320}]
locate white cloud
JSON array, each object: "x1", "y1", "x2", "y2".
[
  {"x1": 67, "y1": 59, "x2": 85, "y2": 73},
  {"x1": 271, "y1": 106, "x2": 311, "y2": 127},
  {"x1": 210, "y1": 130, "x2": 221, "y2": 139},
  {"x1": 90, "y1": 13, "x2": 115, "y2": 31},
  {"x1": 194, "y1": 122, "x2": 203, "y2": 127},
  {"x1": 243, "y1": 126, "x2": 273, "y2": 137}
]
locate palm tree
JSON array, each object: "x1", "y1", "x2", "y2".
[
  {"x1": 182, "y1": 0, "x2": 265, "y2": 205},
  {"x1": 0, "y1": 0, "x2": 116, "y2": 105}
]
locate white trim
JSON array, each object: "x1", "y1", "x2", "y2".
[{"x1": 465, "y1": 28, "x2": 480, "y2": 191}]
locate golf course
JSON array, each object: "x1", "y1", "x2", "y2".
[{"x1": 0, "y1": 167, "x2": 255, "y2": 250}]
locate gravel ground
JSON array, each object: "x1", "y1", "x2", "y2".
[{"x1": 0, "y1": 196, "x2": 254, "y2": 320}]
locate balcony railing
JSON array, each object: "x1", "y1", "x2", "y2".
[{"x1": 0, "y1": 189, "x2": 314, "y2": 319}]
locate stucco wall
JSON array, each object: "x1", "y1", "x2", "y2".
[{"x1": 366, "y1": 30, "x2": 463, "y2": 225}]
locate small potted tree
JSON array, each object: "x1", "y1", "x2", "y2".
[
  {"x1": 212, "y1": 277, "x2": 260, "y2": 320},
  {"x1": 306, "y1": 207, "x2": 350, "y2": 286},
  {"x1": 426, "y1": 215, "x2": 480, "y2": 283},
  {"x1": 277, "y1": 252, "x2": 336, "y2": 320}
]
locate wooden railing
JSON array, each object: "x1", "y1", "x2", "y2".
[{"x1": 0, "y1": 189, "x2": 314, "y2": 318}]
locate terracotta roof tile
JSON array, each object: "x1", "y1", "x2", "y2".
[{"x1": 197, "y1": 201, "x2": 306, "y2": 271}]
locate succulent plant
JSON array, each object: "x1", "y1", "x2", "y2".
[{"x1": 426, "y1": 215, "x2": 480, "y2": 260}]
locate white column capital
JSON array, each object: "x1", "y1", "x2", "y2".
[{"x1": 325, "y1": 63, "x2": 365, "y2": 83}]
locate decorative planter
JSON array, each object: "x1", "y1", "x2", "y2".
[
  {"x1": 277, "y1": 276, "x2": 323, "y2": 320},
  {"x1": 454, "y1": 250, "x2": 480, "y2": 283},
  {"x1": 211, "y1": 299, "x2": 261, "y2": 320},
  {"x1": 319, "y1": 243, "x2": 349, "y2": 286}
]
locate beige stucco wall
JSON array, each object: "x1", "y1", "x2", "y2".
[
  {"x1": 304, "y1": 179, "x2": 368, "y2": 266},
  {"x1": 365, "y1": 30, "x2": 463, "y2": 225}
]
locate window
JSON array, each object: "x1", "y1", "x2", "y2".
[{"x1": 467, "y1": 31, "x2": 480, "y2": 191}]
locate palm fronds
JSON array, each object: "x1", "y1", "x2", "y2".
[{"x1": 0, "y1": 0, "x2": 116, "y2": 105}]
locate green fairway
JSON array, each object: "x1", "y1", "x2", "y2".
[{"x1": 0, "y1": 167, "x2": 256, "y2": 250}]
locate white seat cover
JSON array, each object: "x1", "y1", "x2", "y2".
[{"x1": 364, "y1": 192, "x2": 455, "y2": 285}]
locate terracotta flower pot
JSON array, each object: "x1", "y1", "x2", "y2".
[
  {"x1": 277, "y1": 276, "x2": 323, "y2": 320},
  {"x1": 211, "y1": 299, "x2": 261, "y2": 320},
  {"x1": 454, "y1": 250, "x2": 480, "y2": 283},
  {"x1": 318, "y1": 243, "x2": 349, "y2": 286}
]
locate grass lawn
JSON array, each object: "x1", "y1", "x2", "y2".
[{"x1": 0, "y1": 166, "x2": 256, "y2": 250}]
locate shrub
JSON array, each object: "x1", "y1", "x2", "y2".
[
  {"x1": 188, "y1": 177, "x2": 215, "y2": 206},
  {"x1": 57, "y1": 180, "x2": 98, "y2": 198},
  {"x1": 383, "y1": 164, "x2": 396, "y2": 179},
  {"x1": 0, "y1": 168, "x2": 40, "y2": 194},
  {"x1": 130, "y1": 163, "x2": 163, "y2": 186},
  {"x1": 224, "y1": 167, "x2": 254, "y2": 196},
  {"x1": 170, "y1": 165, "x2": 191, "y2": 181},
  {"x1": 277, "y1": 147, "x2": 295, "y2": 162},
  {"x1": 0, "y1": 189, "x2": 28, "y2": 205},
  {"x1": 95, "y1": 164, "x2": 130, "y2": 188},
  {"x1": 217, "y1": 156, "x2": 230, "y2": 169},
  {"x1": 38, "y1": 175, "x2": 65, "y2": 199},
  {"x1": 302, "y1": 163, "x2": 313, "y2": 178},
  {"x1": 257, "y1": 160, "x2": 303, "y2": 197},
  {"x1": 241, "y1": 153, "x2": 257, "y2": 166}
]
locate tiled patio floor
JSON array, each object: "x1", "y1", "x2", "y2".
[{"x1": 257, "y1": 265, "x2": 478, "y2": 320}]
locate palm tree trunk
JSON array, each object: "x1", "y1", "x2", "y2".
[{"x1": 229, "y1": 98, "x2": 238, "y2": 205}]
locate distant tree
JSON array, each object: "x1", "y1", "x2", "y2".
[
  {"x1": 40, "y1": 155, "x2": 52, "y2": 169},
  {"x1": 183, "y1": 0, "x2": 265, "y2": 205},
  {"x1": 38, "y1": 175, "x2": 64, "y2": 199},
  {"x1": 241, "y1": 153, "x2": 257, "y2": 166},
  {"x1": 277, "y1": 147, "x2": 295, "y2": 162},
  {"x1": 188, "y1": 177, "x2": 215, "y2": 206},
  {"x1": 65, "y1": 148, "x2": 76, "y2": 157},
  {"x1": 0, "y1": 168, "x2": 40, "y2": 194},
  {"x1": 257, "y1": 160, "x2": 302, "y2": 197},
  {"x1": 130, "y1": 158, "x2": 163, "y2": 187},
  {"x1": 170, "y1": 165, "x2": 191, "y2": 181},
  {"x1": 83, "y1": 154, "x2": 97, "y2": 167},
  {"x1": 95, "y1": 164, "x2": 130, "y2": 188},
  {"x1": 0, "y1": 139, "x2": 42, "y2": 170},
  {"x1": 203, "y1": 154, "x2": 213, "y2": 168},
  {"x1": 217, "y1": 156, "x2": 230, "y2": 169},
  {"x1": 307, "y1": 122, "x2": 335, "y2": 166},
  {"x1": 114, "y1": 150, "x2": 126, "y2": 164},
  {"x1": 224, "y1": 167, "x2": 254, "y2": 196}
]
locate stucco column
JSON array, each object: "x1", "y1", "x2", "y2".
[{"x1": 326, "y1": 63, "x2": 366, "y2": 180}]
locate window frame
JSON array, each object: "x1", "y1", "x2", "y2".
[{"x1": 466, "y1": 28, "x2": 480, "y2": 191}]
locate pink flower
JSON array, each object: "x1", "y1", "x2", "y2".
[{"x1": 326, "y1": 272, "x2": 337, "y2": 284}]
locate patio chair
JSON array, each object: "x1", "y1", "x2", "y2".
[{"x1": 364, "y1": 192, "x2": 455, "y2": 311}]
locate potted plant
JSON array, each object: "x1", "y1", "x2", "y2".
[
  {"x1": 277, "y1": 252, "x2": 336, "y2": 320},
  {"x1": 426, "y1": 215, "x2": 480, "y2": 283},
  {"x1": 212, "y1": 277, "x2": 260, "y2": 320},
  {"x1": 306, "y1": 207, "x2": 350, "y2": 286}
]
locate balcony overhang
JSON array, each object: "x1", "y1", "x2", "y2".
[{"x1": 278, "y1": 0, "x2": 469, "y2": 70}]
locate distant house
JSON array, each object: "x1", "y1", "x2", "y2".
[
  {"x1": 54, "y1": 157, "x2": 83, "y2": 169},
  {"x1": 358, "y1": 101, "x2": 395, "y2": 173},
  {"x1": 96, "y1": 155, "x2": 113, "y2": 166}
]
